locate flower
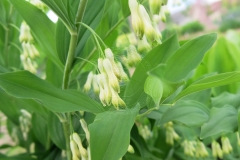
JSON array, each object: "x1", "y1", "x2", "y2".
[
  {"x1": 83, "y1": 72, "x2": 93, "y2": 92},
  {"x1": 149, "y1": 0, "x2": 162, "y2": 15}
]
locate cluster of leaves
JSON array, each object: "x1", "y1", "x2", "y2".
[
  {"x1": 0, "y1": 0, "x2": 240, "y2": 160},
  {"x1": 180, "y1": 21, "x2": 204, "y2": 35}
]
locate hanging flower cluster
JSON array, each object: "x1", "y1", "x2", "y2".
[
  {"x1": 70, "y1": 133, "x2": 88, "y2": 160},
  {"x1": 181, "y1": 140, "x2": 208, "y2": 158},
  {"x1": 19, "y1": 21, "x2": 39, "y2": 73},
  {"x1": 19, "y1": 109, "x2": 32, "y2": 140},
  {"x1": 83, "y1": 48, "x2": 128, "y2": 109}
]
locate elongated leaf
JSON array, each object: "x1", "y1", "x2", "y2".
[
  {"x1": 174, "y1": 71, "x2": 240, "y2": 102},
  {"x1": 164, "y1": 33, "x2": 217, "y2": 82},
  {"x1": 211, "y1": 92, "x2": 240, "y2": 108},
  {"x1": 0, "y1": 71, "x2": 103, "y2": 113},
  {"x1": 48, "y1": 111, "x2": 65, "y2": 150},
  {"x1": 89, "y1": 105, "x2": 140, "y2": 160},
  {"x1": 9, "y1": 0, "x2": 63, "y2": 70},
  {"x1": 124, "y1": 34, "x2": 180, "y2": 108},
  {"x1": 32, "y1": 113, "x2": 49, "y2": 148},
  {"x1": 159, "y1": 100, "x2": 210, "y2": 127},
  {"x1": 144, "y1": 76, "x2": 163, "y2": 106},
  {"x1": 201, "y1": 105, "x2": 237, "y2": 139}
]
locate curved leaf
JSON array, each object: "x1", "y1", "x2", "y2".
[
  {"x1": 89, "y1": 105, "x2": 140, "y2": 160},
  {"x1": 0, "y1": 71, "x2": 104, "y2": 113}
]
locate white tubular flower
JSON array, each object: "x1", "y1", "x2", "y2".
[
  {"x1": 22, "y1": 42, "x2": 29, "y2": 58},
  {"x1": 212, "y1": 141, "x2": 223, "y2": 159},
  {"x1": 149, "y1": 0, "x2": 162, "y2": 15},
  {"x1": 153, "y1": 23, "x2": 162, "y2": 41},
  {"x1": 70, "y1": 140, "x2": 81, "y2": 160},
  {"x1": 97, "y1": 74, "x2": 107, "y2": 106},
  {"x1": 138, "y1": 5, "x2": 161, "y2": 46},
  {"x1": 127, "y1": 145, "x2": 135, "y2": 153},
  {"x1": 137, "y1": 36, "x2": 151, "y2": 52},
  {"x1": 116, "y1": 62, "x2": 129, "y2": 81},
  {"x1": 129, "y1": 0, "x2": 144, "y2": 39},
  {"x1": 100, "y1": 73, "x2": 112, "y2": 105},
  {"x1": 110, "y1": 88, "x2": 126, "y2": 109},
  {"x1": 26, "y1": 58, "x2": 37, "y2": 73},
  {"x1": 98, "y1": 58, "x2": 105, "y2": 73},
  {"x1": 25, "y1": 43, "x2": 35, "y2": 59},
  {"x1": 127, "y1": 45, "x2": 142, "y2": 67},
  {"x1": 104, "y1": 48, "x2": 121, "y2": 79},
  {"x1": 102, "y1": 59, "x2": 120, "y2": 93},
  {"x1": 92, "y1": 74, "x2": 100, "y2": 95},
  {"x1": 80, "y1": 119, "x2": 90, "y2": 143},
  {"x1": 20, "y1": 109, "x2": 31, "y2": 119},
  {"x1": 83, "y1": 72, "x2": 93, "y2": 92},
  {"x1": 159, "y1": 6, "x2": 167, "y2": 23},
  {"x1": 221, "y1": 136, "x2": 232, "y2": 154},
  {"x1": 195, "y1": 141, "x2": 208, "y2": 158},
  {"x1": 72, "y1": 133, "x2": 88, "y2": 158},
  {"x1": 19, "y1": 22, "x2": 33, "y2": 43},
  {"x1": 181, "y1": 140, "x2": 195, "y2": 157}
]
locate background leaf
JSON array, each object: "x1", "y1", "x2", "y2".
[{"x1": 201, "y1": 105, "x2": 238, "y2": 139}]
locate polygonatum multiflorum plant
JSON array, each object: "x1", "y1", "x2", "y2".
[{"x1": 1, "y1": 0, "x2": 240, "y2": 160}]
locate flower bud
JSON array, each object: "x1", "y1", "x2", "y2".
[
  {"x1": 83, "y1": 72, "x2": 93, "y2": 92},
  {"x1": 164, "y1": 122, "x2": 179, "y2": 145},
  {"x1": 149, "y1": 0, "x2": 162, "y2": 15},
  {"x1": 25, "y1": 43, "x2": 35, "y2": 59},
  {"x1": 19, "y1": 22, "x2": 33, "y2": 43},
  {"x1": 102, "y1": 59, "x2": 120, "y2": 92},
  {"x1": 30, "y1": 44, "x2": 40, "y2": 57},
  {"x1": 137, "y1": 36, "x2": 151, "y2": 52},
  {"x1": 100, "y1": 73, "x2": 112, "y2": 105},
  {"x1": 159, "y1": 7, "x2": 167, "y2": 23},
  {"x1": 212, "y1": 141, "x2": 223, "y2": 159},
  {"x1": 80, "y1": 119, "x2": 90, "y2": 143},
  {"x1": 97, "y1": 74, "x2": 107, "y2": 106},
  {"x1": 127, "y1": 145, "x2": 135, "y2": 153}
]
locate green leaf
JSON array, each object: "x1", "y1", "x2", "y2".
[
  {"x1": 174, "y1": 71, "x2": 240, "y2": 102},
  {"x1": 41, "y1": 0, "x2": 75, "y2": 29},
  {"x1": 144, "y1": 76, "x2": 163, "y2": 106},
  {"x1": 211, "y1": 92, "x2": 240, "y2": 108},
  {"x1": 159, "y1": 100, "x2": 210, "y2": 127},
  {"x1": 200, "y1": 105, "x2": 238, "y2": 139},
  {"x1": 32, "y1": 113, "x2": 49, "y2": 148},
  {"x1": 9, "y1": 0, "x2": 63, "y2": 70},
  {"x1": 0, "y1": 71, "x2": 104, "y2": 113},
  {"x1": 56, "y1": 20, "x2": 71, "y2": 65},
  {"x1": 238, "y1": 109, "x2": 240, "y2": 136},
  {"x1": 164, "y1": 33, "x2": 217, "y2": 82},
  {"x1": 124, "y1": 34, "x2": 180, "y2": 108},
  {"x1": 48, "y1": 112, "x2": 65, "y2": 150},
  {"x1": 89, "y1": 105, "x2": 140, "y2": 160}
]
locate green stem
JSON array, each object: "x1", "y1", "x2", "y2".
[
  {"x1": 75, "y1": 0, "x2": 88, "y2": 32},
  {"x1": 61, "y1": 1, "x2": 89, "y2": 160},
  {"x1": 62, "y1": 120, "x2": 71, "y2": 160}
]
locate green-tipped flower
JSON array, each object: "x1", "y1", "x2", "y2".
[
  {"x1": 221, "y1": 136, "x2": 232, "y2": 154},
  {"x1": 137, "y1": 36, "x2": 151, "y2": 52},
  {"x1": 127, "y1": 145, "x2": 135, "y2": 153},
  {"x1": 195, "y1": 141, "x2": 208, "y2": 158},
  {"x1": 138, "y1": 5, "x2": 161, "y2": 46},
  {"x1": 212, "y1": 141, "x2": 223, "y2": 159},
  {"x1": 164, "y1": 122, "x2": 180, "y2": 145},
  {"x1": 110, "y1": 87, "x2": 126, "y2": 109},
  {"x1": 159, "y1": 6, "x2": 167, "y2": 23},
  {"x1": 100, "y1": 73, "x2": 112, "y2": 105},
  {"x1": 80, "y1": 119, "x2": 90, "y2": 143},
  {"x1": 181, "y1": 140, "x2": 196, "y2": 157},
  {"x1": 116, "y1": 62, "x2": 129, "y2": 81},
  {"x1": 19, "y1": 22, "x2": 34, "y2": 43},
  {"x1": 70, "y1": 140, "x2": 81, "y2": 160},
  {"x1": 149, "y1": 0, "x2": 162, "y2": 15},
  {"x1": 97, "y1": 74, "x2": 107, "y2": 106},
  {"x1": 98, "y1": 58, "x2": 105, "y2": 73},
  {"x1": 83, "y1": 72, "x2": 93, "y2": 92},
  {"x1": 103, "y1": 59, "x2": 120, "y2": 92},
  {"x1": 127, "y1": 45, "x2": 142, "y2": 67},
  {"x1": 72, "y1": 133, "x2": 88, "y2": 158},
  {"x1": 129, "y1": 0, "x2": 144, "y2": 39}
]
